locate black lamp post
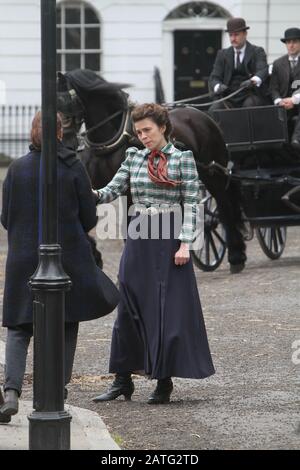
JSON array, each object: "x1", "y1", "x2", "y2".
[{"x1": 28, "y1": 0, "x2": 72, "y2": 450}]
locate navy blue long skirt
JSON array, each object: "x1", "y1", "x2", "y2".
[{"x1": 109, "y1": 213, "x2": 215, "y2": 379}]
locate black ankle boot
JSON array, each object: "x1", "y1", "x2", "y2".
[
  {"x1": 147, "y1": 378, "x2": 173, "y2": 405},
  {"x1": 1, "y1": 389, "x2": 19, "y2": 416},
  {"x1": 92, "y1": 374, "x2": 134, "y2": 402},
  {"x1": 0, "y1": 389, "x2": 11, "y2": 424}
]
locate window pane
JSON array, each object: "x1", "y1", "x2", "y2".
[
  {"x1": 85, "y1": 28, "x2": 100, "y2": 49},
  {"x1": 65, "y1": 7, "x2": 80, "y2": 24},
  {"x1": 85, "y1": 53, "x2": 100, "y2": 71},
  {"x1": 66, "y1": 54, "x2": 81, "y2": 71},
  {"x1": 56, "y1": 27, "x2": 61, "y2": 49},
  {"x1": 56, "y1": 8, "x2": 61, "y2": 25},
  {"x1": 66, "y1": 28, "x2": 81, "y2": 49},
  {"x1": 85, "y1": 7, "x2": 99, "y2": 24},
  {"x1": 56, "y1": 54, "x2": 62, "y2": 72}
]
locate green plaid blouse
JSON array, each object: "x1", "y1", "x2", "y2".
[{"x1": 97, "y1": 142, "x2": 200, "y2": 243}]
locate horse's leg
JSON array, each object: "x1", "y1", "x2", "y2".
[{"x1": 200, "y1": 170, "x2": 247, "y2": 271}]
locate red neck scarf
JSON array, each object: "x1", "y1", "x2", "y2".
[{"x1": 147, "y1": 149, "x2": 181, "y2": 187}]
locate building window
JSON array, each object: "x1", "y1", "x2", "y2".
[
  {"x1": 165, "y1": 1, "x2": 230, "y2": 20},
  {"x1": 56, "y1": 2, "x2": 101, "y2": 72}
]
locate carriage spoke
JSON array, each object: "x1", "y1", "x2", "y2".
[
  {"x1": 205, "y1": 235, "x2": 210, "y2": 265},
  {"x1": 267, "y1": 229, "x2": 272, "y2": 251},
  {"x1": 192, "y1": 192, "x2": 227, "y2": 272},
  {"x1": 255, "y1": 227, "x2": 287, "y2": 260},
  {"x1": 209, "y1": 233, "x2": 220, "y2": 261},
  {"x1": 272, "y1": 229, "x2": 279, "y2": 253},
  {"x1": 205, "y1": 208, "x2": 214, "y2": 217},
  {"x1": 277, "y1": 227, "x2": 284, "y2": 246},
  {"x1": 212, "y1": 228, "x2": 226, "y2": 246}
]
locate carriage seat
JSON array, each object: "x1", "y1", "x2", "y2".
[{"x1": 212, "y1": 105, "x2": 288, "y2": 152}]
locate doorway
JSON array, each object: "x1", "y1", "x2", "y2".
[{"x1": 174, "y1": 30, "x2": 222, "y2": 101}]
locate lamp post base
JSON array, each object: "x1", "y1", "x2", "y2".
[{"x1": 28, "y1": 410, "x2": 72, "y2": 450}]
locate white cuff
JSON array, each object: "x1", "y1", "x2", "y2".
[
  {"x1": 214, "y1": 83, "x2": 220, "y2": 93},
  {"x1": 274, "y1": 98, "x2": 282, "y2": 105},
  {"x1": 251, "y1": 76, "x2": 262, "y2": 87},
  {"x1": 96, "y1": 189, "x2": 102, "y2": 204},
  {"x1": 291, "y1": 94, "x2": 300, "y2": 105}
]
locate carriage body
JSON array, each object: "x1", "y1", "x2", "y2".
[
  {"x1": 198, "y1": 105, "x2": 300, "y2": 266},
  {"x1": 213, "y1": 105, "x2": 300, "y2": 226}
]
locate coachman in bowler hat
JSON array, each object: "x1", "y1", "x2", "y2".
[
  {"x1": 225, "y1": 17, "x2": 250, "y2": 33},
  {"x1": 208, "y1": 17, "x2": 270, "y2": 113},
  {"x1": 281, "y1": 28, "x2": 300, "y2": 43}
]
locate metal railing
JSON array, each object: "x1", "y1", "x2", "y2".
[{"x1": 0, "y1": 105, "x2": 40, "y2": 160}]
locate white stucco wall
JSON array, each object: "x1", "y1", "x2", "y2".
[
  {"x1": 240, "y1": 0, "x2": 300, "y2": 63},
  {"x1": 0, "y1": 0, "x2": 300, "y2": 105},
  {"x1": 0, "y1": 0, "x2": 41, "y2": 105},
  {"x1": 0, "y1": 80, "x2": 6, "y2": 104}
]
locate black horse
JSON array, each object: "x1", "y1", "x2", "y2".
[{"x1": 57, "y1": 69, "x2": 246, "y2": 272}]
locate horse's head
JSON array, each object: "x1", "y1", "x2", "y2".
[
  {"x1": 57, "y1": 70, "x2": 132, "y2": 150},
  {"x1": 56, "y1": 69, "x2": 134, "y2": 187},
  {"x1": 57, "y1": 72, "x2": 86, "y2": 149},
  {"x1": 57, "y1": 72, "x2": 85, "y2": 120},
  {"x1": 57, "y1": 70, "x2": 131, "y2": 115}
]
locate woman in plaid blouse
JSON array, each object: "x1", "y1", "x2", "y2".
[{"x1": 93, "y1": 103, "x2": 215, "y2": 404}]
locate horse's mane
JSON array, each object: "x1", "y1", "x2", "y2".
[{"x1": 65, "y1": 69, "x2": 129, "y2": 96}]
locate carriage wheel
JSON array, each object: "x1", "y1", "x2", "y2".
[
  {"x1": 255, "y1": 227, "x2": 287, "y2": 260},
  {"x1": 191, "y1": 189, "x2": 227, "y2": 271}
]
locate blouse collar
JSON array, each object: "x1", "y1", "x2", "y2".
[{"x1": 141, "y1": 142, "x2": 176, "y2": 157}]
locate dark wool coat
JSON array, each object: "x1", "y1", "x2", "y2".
[
  {"x1": 270, "y1": 54, "x2": 300, "y2": 100},
  {"x1": 1, "y1": 142, "x2": 116, "y2": 327},
  {"x1": 209, "y1": 41, "x2": 269, "y2": 98}
]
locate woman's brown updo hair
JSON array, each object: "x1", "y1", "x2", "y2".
[
  {"x1": 30, "y1": 111, "x2": 63, "y2": 150},
  {"x1": 131, "y1": 103, "x2": 172, "y2": 140}
]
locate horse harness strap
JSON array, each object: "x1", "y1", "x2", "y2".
[
  {"x1": 80, "y1": 109, "x2": 124, "y2": 138},
  {"x1": 165, "y1": 85, "x2": 247, "y2": 109},
  {"x1": 83, "y1": 107, "x2": 133, "y2": 154}
]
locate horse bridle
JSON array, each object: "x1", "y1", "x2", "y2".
[
  {"x1": 62, "y1": 87, "x2": 134, "y2": 154},
  {"x1": 80, "y1": 109, "x2": 124, "y2": 139},
  {"x1": 83, "y1": 107, "x2": 133, "y2": 154}
]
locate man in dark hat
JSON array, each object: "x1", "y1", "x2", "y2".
[
  {"x1": 270, "y1": 28, "x2": 300, "y2": 147},
  {"x1": 208, "y1": 17, "x2": 270, "y2": 113}
]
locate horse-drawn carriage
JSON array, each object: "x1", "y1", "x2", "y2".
[
  {"x1": 192, "y1": 104, "x2": 300, "y2": 271},
  {"x1": 56, "y1": 69, "x2": 300, "y2": 273}
]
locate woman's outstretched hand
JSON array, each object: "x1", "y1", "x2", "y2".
[{"x1": 174, "y1": 242, "x2": 190, "y2": 266}]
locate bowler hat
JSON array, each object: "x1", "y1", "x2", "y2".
[
  {"x1": 225, "y1": 17, "x2": 250, "y2": 33},
  {"x1": 280, "y1": 28, "x2": 300, "y2": 43}
]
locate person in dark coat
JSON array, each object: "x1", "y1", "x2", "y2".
[
  {"x1": 269, "y1": 27, "x2": 300, "y2": 147},
  {"x1": 92, "y1": 103, "x2": 215, "y2": 405},
  {"x1": 0, "y1": 112, "x2": 119, "y2": 422},
  {"x1": 208, "y1": 17, "x2": 270, "y2": 114}
]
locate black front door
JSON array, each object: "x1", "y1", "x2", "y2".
[{"x1": 174, "y1": 30, "x2": 221, "y2": 101}]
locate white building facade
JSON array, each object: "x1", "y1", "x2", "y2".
[{"x1": 0, "y1": 0, "x2": 299, "y2": 105}]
